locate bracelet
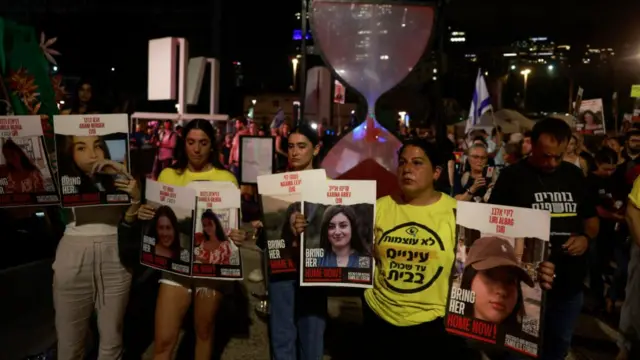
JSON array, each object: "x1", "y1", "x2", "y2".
[{"x1": 131, "y1": 199, "x2": 141, "y2": 205}]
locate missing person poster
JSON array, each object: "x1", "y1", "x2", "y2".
[
  {"x1": 54, "y1": 114, "x2": 131, "y2": 207},
  {"x1": 576, "y1": 98, "x2": 605, "y2": 135},
  {"x1": 141, "y1": 179, "x2": 196, "y2": 276},
  {"x1": 300, "y1": 180, "x2": 375, "y2": 287},
  {"x1": 0, "y1": 116, "x2": 59, "y2": 207},
  {"x1": 257, "y1": 169, "x2": 327, "y2": 276},
  {"x1": 445, "y1": 202, "x2": 550, "y2": 358},
  {"x1": 188, "y1": 181, "x2": 243, "y2": 280}
]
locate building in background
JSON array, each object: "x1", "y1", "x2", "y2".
[{"x1": 582, "y1": 45, "x2": 615, "y2": 66}]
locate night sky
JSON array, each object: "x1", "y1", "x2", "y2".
[
  {"x1": 228, "y1": 0, "x2": 639, "y2": 91},
  {"x1": 3, "y1": 0, "x2": 638, "y2": 104}
]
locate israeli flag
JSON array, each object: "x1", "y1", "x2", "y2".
[{"x1": 465, "y1": 69, "x2": 492, "y2": 133}]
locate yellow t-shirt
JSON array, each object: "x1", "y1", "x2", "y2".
[
  {"x1": 158, "y1": 167, "x2": 238, "y2": 187},
  {"x1": 364, "y1": 193, "x2": 457, "y2": 326},
  {"x1": 629, "y1": 176, "x2": 640, "y2": 208}
]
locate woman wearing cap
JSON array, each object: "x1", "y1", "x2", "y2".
[{"x1": 460, "y1": 236, "x2": 534, "y2": 326}]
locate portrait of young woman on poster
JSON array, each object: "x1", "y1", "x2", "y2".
[
  {"x1": 194, "y1": 209, "x2": 238, "y2": 265},
  {"x1": 56, "y1": 134, "x2": 128, "y2": 193},
  {"x1": 147, "y1": 205, "x2": 182, "y2": 260},
  {"x1": 459, "y1": 236, "x2": 535, "y2": 326},
  {"x1": 0, "y1": 139, "x2": 45, "y2": 193},
  {"x1": 317, "y1": 204, "x2": 369, "y2": 268}
]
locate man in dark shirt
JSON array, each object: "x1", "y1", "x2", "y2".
[
  {"x1": 585, "y1": 148, "x2": 623, "y2": 311},
  {"x1": 489, "y1": 117, "x2": 599, "y2": 360}
]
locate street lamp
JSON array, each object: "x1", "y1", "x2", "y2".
[
  {"x1": 291, "y1": 58, "x2": 299, "y2": 90},
  {"x1": 520, "y1": 69, "x2": 531, "y2": 109},
  {"x1": 251, "y1": 99, "x2": 257, "y2": 106}
]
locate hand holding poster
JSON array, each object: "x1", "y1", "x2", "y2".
[
  {"x1": 54, "y1": 114, "x2": 131, "y2": 207},
  {"x1": 446, "y1": 202, "x2": 550, "y2": 358},
  {"x1": 188, "y1": 181, "x2": 243, "y2": 280},
  {"x1": 257, "y1": 169, "x2": 327, "y2": 276},
  {"x1": 300, "y1": 180, "x2": 376, "y2": 287},
  {"x1": 0, "y1": 116, "x2": 59, "y2": 207},
  {"x1": 141, "y1": 180, "x2": 196, "y2": 276}
]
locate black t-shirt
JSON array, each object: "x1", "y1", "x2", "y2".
[
  {"x1": 488, "y1": 159, "x2": 598, "y2": 294},
  {"x1": 586, "y1": 173, "x2": 620, "y2": 235}
]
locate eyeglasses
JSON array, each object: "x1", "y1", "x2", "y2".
[{"x1": 469, "y1": 155, "x2": 488, "y2": 160}]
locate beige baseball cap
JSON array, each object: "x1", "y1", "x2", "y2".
[{"x1": 464, "y1": 236, "x2": 534, "y2": 287}]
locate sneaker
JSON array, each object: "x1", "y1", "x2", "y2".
[{"x1": 248, "y1": 269, "x2": 264, "y2": 283}]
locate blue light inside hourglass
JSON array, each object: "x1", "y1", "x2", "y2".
[{"x1": 350, "y1": 120, "x2": 387, "y2": 143}]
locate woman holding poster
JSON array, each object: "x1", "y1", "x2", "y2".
[
  {"x1": 343, "y1": 138, "x2": 558, "y2": 359},
  {"x1": 255, "y1": 123, "x2": 328, "y2": 360},
  {"x1": 52, "y1": 114, "x2": 142, "y2": 359},
  {"x1": 136, "y1": 119, "x2": 245, "y2": 360}
]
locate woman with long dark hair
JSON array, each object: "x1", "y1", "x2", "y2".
[
  {"x1": 147, "y1": 205, "x2": 181, "y2": 260},
  {"x1": 52, "y1": 133, "x2": 141, "y2": 358},
  {"x1": 0, "y1": 139, "x2": 45, "y2": 193},
  {"x1": 254, "y1": 123, "x2": 327, "y2": 360},
  {"x1": 563, "y1": 134, "x2": 588, "y2": 176},
  {"x1": 60, "y1": 80, "x2": 99, "y2": 115},
  {"x1": 194, "y1": 209, "x2": 237, "y2": 265},
  {"x1": 317, "y1": 205, "x2": 368, "y2": 268},
  {"x1": 137, "y1": 119, "x2": 245, "y2": 360},
  {"x1": 55, "y1": 134, "x2": 118, "y2": 193},
  {"x1": 293, "y1": 137, "x2": 556, "y2": 359}
]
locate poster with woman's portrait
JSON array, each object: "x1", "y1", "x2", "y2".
[
  {"x1": 576, "y1": 98, "x2": 606, "y2": 135},
  {"x1": 188, "y1": 181, "x2": 243, "y2": 280},
  {"x1": 446, "y1": 202, "x2": 550, "y2": 358},
  {"x1": 141, "y1": 180, "x2": 196, "y2": 276},
  {"x1": 300, "y1": 180, "x2": 376, "y2": 288},
  {"x1": 0, "y1": 116, "x2": 59, "y2": 207},
  {"x1": 257, "y1": 169, "x2": 327, "y2": 277},
  {"x1": 53, "y1": 114, "x2": 131, "y2": 207}
]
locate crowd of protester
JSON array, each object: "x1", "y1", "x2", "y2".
[
  {"x1": 13, "y1": 79, "x2": 640, "y2": 360},
  {"x1": 442, "y1": 120, "x2": 640, "y2": 360}
]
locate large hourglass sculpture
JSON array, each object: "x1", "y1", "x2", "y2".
[{"x1": 311, "y1": 0, "x2": 435, "y2": 197}]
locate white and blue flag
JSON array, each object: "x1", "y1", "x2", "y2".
[{"x1": 465, "y1": 69, "x2": 493, "y2": 133}]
